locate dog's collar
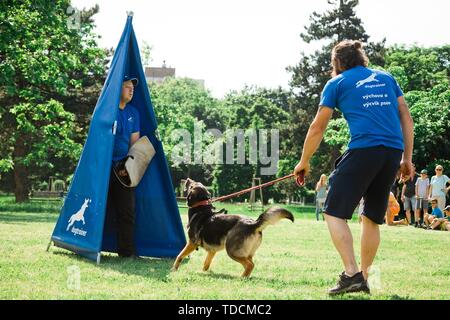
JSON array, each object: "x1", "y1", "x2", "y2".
[{"x1": 189, "y1": 199, "x2": 212, "y2": 209}]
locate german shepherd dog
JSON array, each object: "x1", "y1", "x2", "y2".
[{"x1": 172, "y1": 178, "x2": 294, "y2": 277}]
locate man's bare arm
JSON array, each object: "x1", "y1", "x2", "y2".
[
  {"x1": 294, "y1": 106, "x2": 334, "y2": 177},
  {"x1": 398, "y1": 96, "x2": 414, "y2": 178}
]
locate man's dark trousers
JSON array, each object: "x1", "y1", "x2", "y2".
[{"x1": 107, "y1": 170, "x2": 136, "y2": 257}]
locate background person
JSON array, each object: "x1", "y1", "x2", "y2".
[
  {"x1": 430, "y1": 205, "x2": 450, "y2": 231},
  {"x1": 425, "y1": 198, "x2": 444, "y2": 229},
  {"x1": 385, "y1": 192, "x2": 408, "y2": 226},
  {"x1": 401, "y1": 164, "x2": 418, "y2": 225},
  {"x1": 429, "y1": 165, "x2": 450, "y2": 211},
  {"x1": 358, "y1": 198, "x2": 365, "y2": 224},
  {"x1": 315, "y1": 174, "x2": 328, "y2": 221},
  {"x1": 415, "y1": 169, "x2": 430, "y2": 228}
]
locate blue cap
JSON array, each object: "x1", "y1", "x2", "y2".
[{"x1": 123, "y1": 75, "x2": 138, "y2": 86}]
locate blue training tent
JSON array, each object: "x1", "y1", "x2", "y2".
[{"x1": 49, "y1": 13, "x2": 186, "y2": 263}]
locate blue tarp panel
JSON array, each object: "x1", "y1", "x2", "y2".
[{"x1": 50, "y1": 15, "x2": 186, "y2": 262}]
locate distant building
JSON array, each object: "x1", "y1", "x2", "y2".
[
  {"x1": 145, "y1": 61, "x2": 205, "y2": 89},
  {"x1": 145, "y1": 61, "x2": 175, "y2": 84}
]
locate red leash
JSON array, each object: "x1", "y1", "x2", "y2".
[{"x1": 211, "y1": 171, "x2": 305, "y2": 203}]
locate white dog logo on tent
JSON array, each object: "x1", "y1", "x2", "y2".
[{"x1": 67, "y1": 198, "x2": 91, "y2": 234}]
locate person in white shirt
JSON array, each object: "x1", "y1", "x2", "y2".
[{"x1": 428, "y1": 165, "x2": 450, "y2": 211}]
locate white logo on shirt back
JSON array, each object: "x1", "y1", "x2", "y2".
[
  {"x1": 356, "y1": 73, "x2": 379, "y2": 88},
  {"x1": 128, "y1": 116, "x2": 133, "y2": 122}
]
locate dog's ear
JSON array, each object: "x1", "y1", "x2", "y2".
[{"x1": 184, "y1": 178, "x2": 194, "y2": 191}]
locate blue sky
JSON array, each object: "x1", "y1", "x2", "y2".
[{"x1": 72, "y1": 0, "x2": 450, "y2": 97}]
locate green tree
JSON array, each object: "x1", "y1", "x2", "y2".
[
  {"x1": 140, "y1": 40, "x2": 153, "y2": 67},
  {"x1": 323, "y1": 117, "x2": 350, "y2": 153},
  {"x1": 385, "y1": 46, "x2": 450, "y2": 92},
  {"x1": 289, "y1": 0, "x2": 375, "y2": 113},
  {"x1": 405, "y1": 84, "x2": 450, "y2": 171},
  {"x1": 383, "y1": 46, "x2": 450, "y2": 170},
  {"x1": 0, "y1": 0, "x2": 108, "y2": 202},
  {"x1": 301, "y1": 0, "x2": 368, "y2": 43},
  {"x1": 287, "y1": 0, "x2": 384, "y2": 187},
  {"x1": 212, "y1": 87, "x2": 290, "y2": 203},
  {"x1": 150, "y1": 77, "x2": 221, "y2": 187}
]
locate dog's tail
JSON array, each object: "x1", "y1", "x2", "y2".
[{"x1": 255, "y1": 206, "x2": 294, "y2": 232}]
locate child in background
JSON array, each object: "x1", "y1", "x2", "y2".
[{"x1": 415, "y1": 169, "x2": 430, "y2": 228}]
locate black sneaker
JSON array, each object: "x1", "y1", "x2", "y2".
[{"x1": 328, "y1": 271, "x2": 371, "y2": 295}]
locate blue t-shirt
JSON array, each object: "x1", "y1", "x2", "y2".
[
  {"x1": 112, "y1": 104, "x2": 140, "y2": 162},
  {"x1": 320, "y1": 66, "x2": 404, "y2": 150},
  {"x1": 432, "y1": 207, "x2": 443, "y2": 218}
]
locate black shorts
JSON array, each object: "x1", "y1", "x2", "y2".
[{"x1": 323, "y1": 146, "x2": 402, "y2": 225}]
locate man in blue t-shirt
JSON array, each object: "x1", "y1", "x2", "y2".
[
  {"x1": 293, "y1": 40, "x2": 414, "y2": 295},
  {"x1": 107, "y1": 75, "x2": 141, "y2": 258}
]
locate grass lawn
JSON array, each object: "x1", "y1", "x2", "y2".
[{"x1": 0, "y1": 196, "x2": 449, "y2": 300}]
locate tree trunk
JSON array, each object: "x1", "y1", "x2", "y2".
[{"x1": 13, "y1": 136, "x2": 30, "y2": 203}]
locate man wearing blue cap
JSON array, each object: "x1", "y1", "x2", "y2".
[{"x1": 106, "y1": 75, "x2": 141, "y2": 258}]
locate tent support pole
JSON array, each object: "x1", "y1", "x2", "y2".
[
  {"x1": 46, "y1": 240, "x2": 52, "y2": 252},
  {"x1": 96, "y1": 253, "x2": 101, "y2": 265}
]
